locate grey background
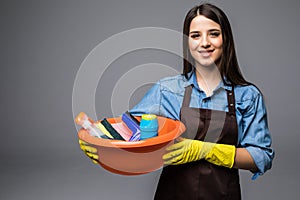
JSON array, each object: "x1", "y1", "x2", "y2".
[{"x1": 1, "y1": 0, "x2": 299, "y2": 199}]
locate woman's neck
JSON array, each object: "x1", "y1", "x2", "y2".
[{"x1": 195, "y1": 64, "x2": 222, "y2": 97}]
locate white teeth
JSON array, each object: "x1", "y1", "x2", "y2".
[
  {"x1": 199, "y1": 51, "x2": 211, "y2": 57},
  {"x1": 198, "y1": 50, "x2": 213, "y2": 57}
]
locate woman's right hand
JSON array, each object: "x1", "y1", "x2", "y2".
[{"x1": 79, "y1": 139, "x2": 99, "y2": 164}]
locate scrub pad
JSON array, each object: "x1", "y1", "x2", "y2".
[
  {"x1": 122, "y1": 111, "x2": 141, "y2": 141},
  {"x1": 101, "y1": 118, "x2": 126, "y2": 141},
  {"x1": 111, "y1": 122, "x2": 133, "y2": 141}
]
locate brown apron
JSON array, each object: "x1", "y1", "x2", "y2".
[{"x1": 154, "y1": 85, "x2": 241, "y2": 200}]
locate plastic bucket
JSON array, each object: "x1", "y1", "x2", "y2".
[{"x1": 78, "y1": 116, "x2": 185, "y2": 175}]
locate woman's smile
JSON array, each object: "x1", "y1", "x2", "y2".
[{"x1": 198, "y1": 49, "x2": 215, "y2": 58}]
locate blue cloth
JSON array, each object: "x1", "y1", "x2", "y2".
[{"x1": 130, "y1": 72, "x2": 274, "y2": 180}]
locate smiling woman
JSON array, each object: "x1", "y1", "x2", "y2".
[
  {"x1": 129, "y1": 3, "x2": 274, "y2": 200},
  {"x1": 75, "y1": 2, "x2": 275, "y2": 200}
]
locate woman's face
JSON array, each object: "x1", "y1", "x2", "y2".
[{"x1": 188, "y1": 15, "x2": 223, "y2": 68}]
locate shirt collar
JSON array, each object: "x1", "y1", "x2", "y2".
[{"x1": 184, "y1": 70, "x2": 232, "y2": 91}]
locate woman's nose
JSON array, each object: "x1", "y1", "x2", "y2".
[{"x1": 200, "y1": 36, "x2": 210, "y2": 48}]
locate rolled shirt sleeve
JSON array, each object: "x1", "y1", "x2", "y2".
[{"x1": 238, "y1": 91, "x2": 275, "y2": 180}]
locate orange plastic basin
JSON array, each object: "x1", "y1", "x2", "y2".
[{"x1": 78, "y1": 116, "x2": 185, "y2": 175}]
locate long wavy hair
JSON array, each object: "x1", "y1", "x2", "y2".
[{"x1": 183, "y1": 3, "x2": 251, "y2": 86}]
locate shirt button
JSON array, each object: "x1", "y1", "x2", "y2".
[
  {"x1": 230, "y1": 103, "x2": 234, "y2": 106},
  {"x1": 203, "y1": 98, "x2": 209, "y2": 103},
  {"x1": 229, "y1": 93, "x2": 232, "y2": 96}
]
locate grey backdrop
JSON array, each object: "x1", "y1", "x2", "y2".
[{"x1": 1, "y1": 0, "x2": 299, "y2": 199}]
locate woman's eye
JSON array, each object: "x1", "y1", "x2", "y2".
[
  {"x1": 210, "y1": 32, "x2": 220, "y2": 37},
  {"x1": 190, "y1": 34, "x2": 200, "y2": 38}
]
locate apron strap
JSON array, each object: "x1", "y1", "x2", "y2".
[
  {"x1": 226, "y1": 86, "x2": 236, "y2": 116},
  {"x1": 182, "y1": 85, "x2": 193, "y2": 107}
]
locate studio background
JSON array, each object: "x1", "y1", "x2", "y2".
[{"x1": 1, "y1": 0, "x2": 299, "y2": 199}]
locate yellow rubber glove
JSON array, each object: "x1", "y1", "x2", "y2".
[
  {"x1": 79, "y1": 139, "x2": 99, "y2": 164},
  {"x1": 205, "y1": 141, "x2": 236, "y2": 168},
  {"x1": 163, "y1": 138, "x2": 236, "y2": 168}
]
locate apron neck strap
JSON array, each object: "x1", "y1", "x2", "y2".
[
  {"x1": 182, "y1": 85, "x2": 193, "y2": 107},
  {"x1": 226, "y1": 86, "x2": 236, "y2": 115}
]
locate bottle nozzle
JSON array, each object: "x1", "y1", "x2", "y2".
[
  {"x1": 75, "y1": 112, "x2": 103, "y2": 138},
  {"x1": 75, "y1": 112, "x2": 87, "y2": 126},
  {"x1": 75, "y1": 112, "x2": 90, "y2": 128}
]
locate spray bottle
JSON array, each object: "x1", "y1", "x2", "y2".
[{"x1": 75, "y1": 112, "x2": 105, "y2": 138}]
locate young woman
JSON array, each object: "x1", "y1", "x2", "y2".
[
  {"x1": 79, "y1": 3, "x2": 274, "y2": 200},
  {"x1": 129, "y1": 3, "x2": 274, "y2": 200}
]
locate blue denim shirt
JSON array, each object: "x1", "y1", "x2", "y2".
[{"x1": 130, "y1": 72, "x2": 274, "y2": 180}]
